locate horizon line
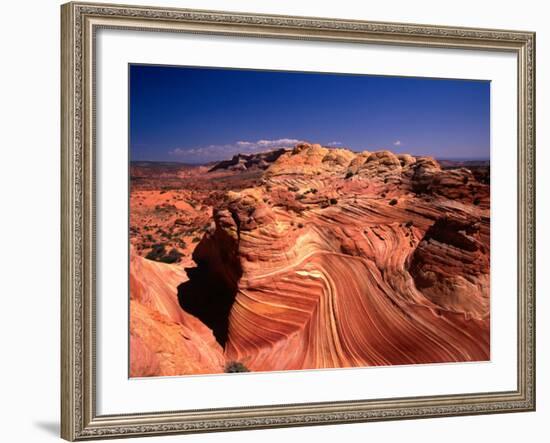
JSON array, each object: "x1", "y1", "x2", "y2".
[{"x1": 130, "y1": 155, "x2": 491, "y2": 166}]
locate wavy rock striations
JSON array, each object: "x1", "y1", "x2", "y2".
[
  {"x1": 130, "y1": 142, "x2": 490, "y2": 375},
  {"x1": 178, "y1": 143, "x2": 490, "y2": 372},
  {"x1": 129, "y1": 249, "x2": 224, "y2": 377}
]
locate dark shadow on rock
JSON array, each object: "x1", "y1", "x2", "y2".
[
  {"x1": 177, "y1": 260, "x2": 242, "y2": 347},
  {"x1": 177, "y1": 202, "x2": 245, "y2": 347},
  {"x1": 409, "y1": 216, "x2": 483, "y2": 292},
  {"x1": 420, "y1": 216, "x2": 480, "y2": 252}
]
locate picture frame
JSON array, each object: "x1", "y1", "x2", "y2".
[{"x1": 61, "y1": 1, "x2": 536, "y2": 440}]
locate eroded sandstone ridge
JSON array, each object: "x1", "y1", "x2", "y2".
[
  {"x1": 130, "y1": 143, "x2": 490, "y2": 376},
  {"x1": 129, "y1": 248, "x2": 224, "y2": 376}
]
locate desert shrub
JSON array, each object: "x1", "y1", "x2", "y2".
[
  {"x1": 405, "y1": 220, "x2": 413, "y2": 228},
  {"x1": 297, "y1": 222, "x2": 304, "y2": 228},
  {"x1": 224, "y1": 361, "x2": 250, "y2": 373},
  {"x1": 192, "y1": 236, "x2": 201, "y2": 243},
  {"x1": 345, "y1": 171, "x2": 354, "y2": 179},
  {"x1": 145, "y1": 243, "x2": 166, "y2": 261},
  {"x1": 288, "y1": 185, "x2": 299, "y2": 192},
  {"x1": 473, "y1": 197, "x2": 481, "y2": 206},
  {"x1": 329, "y1": 198, "x2": 338, "y2": 205},
  {"x1": 389, "y1": 198, "x2": 398, "y2": 206},
  {"x1": 145, "y1": 243, "x2": 182, "y2": 264},
  {"x1": 159, "y1": 248, "x2": 182, "y2": 264},
  {"x1": 310, "y1": 188, "x2": 318, "y2": 194}
]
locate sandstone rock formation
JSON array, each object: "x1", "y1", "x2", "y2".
[
  {"x1": 130, "y1": 142, "x2": 490, "y2": 376},
  {"x1": 184, "y1": 143, "x2": 490, "y2": 371},
  {"x1": 129, "y1": 248, "x2": 224, "y2": 377}
]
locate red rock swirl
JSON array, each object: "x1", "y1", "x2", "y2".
[{"x1": 130, "y1": 143, "x2": 490, "y2": 376}]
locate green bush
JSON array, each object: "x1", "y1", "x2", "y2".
[
  {"x1": 224, "y1": 361, "x2": 250, "y2": 373},
  {"x1": 159, "y1": 248, "x2": 182, "y2": 264},
  {"x1": 145, "y1": 244, "x2": 182, "y2": 264},
  {"x1": 145, "y1": 243, "x2": 166, "y2": 261}
]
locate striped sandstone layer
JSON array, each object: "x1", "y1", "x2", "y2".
[
  {"x1": 129, "y1": 248, "x2": 224, "y2": 376},
  {"x1": 182, "y1": 143, "x2": 490, "y2": 371}
]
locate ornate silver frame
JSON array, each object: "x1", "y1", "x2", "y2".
[{"x1": 61, "y1": 2, "x2": 536, "y2": 440}]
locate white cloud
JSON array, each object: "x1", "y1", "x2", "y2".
[
  {"x1": 327, "y1": 141, "x2": 343, "y2": 147},
  {"x1": 169, "y1": 138, "x2": 302, "y2": 163},
  {"x1": 393, "y1": 140, "x2": 402, "y2": 146}
]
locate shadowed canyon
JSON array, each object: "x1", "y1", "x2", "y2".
[{"x1": 129, "y1": 143, "x2": 490, "y2": 377}]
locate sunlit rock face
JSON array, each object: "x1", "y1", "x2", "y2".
[
  {"x1": 129, "y1": 249, "x2": 224, "y2": 377},
  {"x1": 130, "y1": 142, "x2": 490, "y2": 376},
  {"x1": 178, "y1": 143, "x2": 490, "y2": 372}
]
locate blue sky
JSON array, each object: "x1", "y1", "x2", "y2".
[{"x1": 130, "y1": 64, "x2": 490, "y2": 163}]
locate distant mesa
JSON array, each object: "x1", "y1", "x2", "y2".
[{"x1": 208, "y1": 148, "x2": 290, "y2": 172}]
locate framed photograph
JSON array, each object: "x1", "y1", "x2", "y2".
[{"x1": 61, "y1": 1, "x2": 536, "y2": 440}]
